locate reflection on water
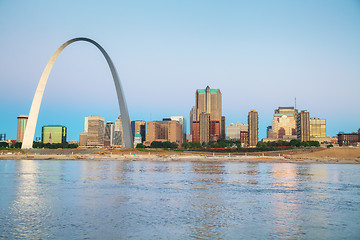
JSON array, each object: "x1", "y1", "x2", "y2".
[
  {"x1": 0, "y1": 160, "x2": 360, "y2": 239},
  {"x1": 190, "y1": 162, "x2": 227, "y2": 239}
]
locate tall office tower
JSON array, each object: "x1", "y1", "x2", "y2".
[
  {"x1": 194, "y1": 86, "x2": 221, "y2": 121},
  {"x1": 145, "y1": 120, "x2": 183, "y2": 146},
  {"x1": 87, "y1": 116, "x2": 105, "y2": 147},
  {"x1": 16, "y1": 115, "x2": 28, "y2": 142},
  {"x1": 113, "y1": 131, "x2": 122, "y2": 146},
  {"x1": 226, "y1": 123, "x2": 248, "y2": 140},
  {"x1": 171, "y1": 116, "x2": 186, "y2": 143},
  {"x1": 221, "y1": 116, "x2": 226, "y2": 139},
  {"x1": 190, "y1": 106, "x2": 196, "y2": 136},
  {"x1": 210, "y1": 120, "x2": 221, "y2": 141},
  {"x1": 297, "y1": 110, "x2": 310, "y2": 141},
  {"x1": 190, "y1": 86, "x2": 222, "y2": 142},
  {"x1": 131, "y1": 120, "x2": 146, "y2": 142},
  {"x1": 272, "y1": 107, "x2": 298, "y2": 139},
  {"x1": 192, "y1": 121, "x2": 200, "y2": 142},
  {"x1": 42, "y1": 125, "x2": 67, "y2": 144},
  {"x1": 248, "y1": 110, "x2": 258, "y2": 147},
  {"x1": 114, "y1": 116, "x2": 124, "y2": 146},
  {"x1": 199, "y1": 113, "x2": 210, "y2": 143},
  {"x1": 105, "y1": 122, "x2": 115, "y2": 146},
  {"x1": 310, "y1": 118, "x2": 326, "y2": 137},
  {"x1": 192, "y1": 115, "x2": 221, "y2": 143}
]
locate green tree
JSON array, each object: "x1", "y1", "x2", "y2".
[
  {"x1": 235, "y1": 141, "x2": 242, "y2": 149},
  {"x1": 14, "y1": 142, "x2": 22, "y2": 148},
  {"x1": 170, "y1": 142, "x2": 179, "y2": 149},
  {"x1": 163, "y1": 141, "x2": 172, "y2": 148},
  {"x1": 289, "y1": 139, "x2": 299, "y2": 147},
  {"x1": 181, "y1": 142, "x2": 189, "y2": 149},
  {"x1": 136, "y1": 143, "x2": 145, "y2": 148},
  {"x1": 190, "y1": 142, "x2": 202, "y2": 149},
  {"x1": 150, "y1": 141, "x2": 163, "y2": 148}
]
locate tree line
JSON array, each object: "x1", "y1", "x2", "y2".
[
  {"x1": 136, "y1": 141, "x2": 179, "y2": 149},
  {"x1": 0, "y1": 142, "x2": 78, "y2": 149},
  {"x1": 181, "y1": 139, "x2": 241, "y2": 149},
  {"x1": 256, "y1": 139, "x2": 320, "y2": 149},
  {"x1": 136, "y1": 139, "x2": 320, "y2": 151}
]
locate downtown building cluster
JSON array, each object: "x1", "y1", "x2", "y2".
[
  {"x1": 5, "y1": 86, "x2": 360, "y2": 148},
  {"x1": 226, "y1": 106, "x2": 335, "y2": 147},
  {"x1": 76, "y1": 116, "x2": 185, "y2": 148},
  {"x1": 11, "y1": 115, "x2": 68, "y2": 145},
  {"x1": 188, "y1": 86, "x2": 259, "y2": 147}
]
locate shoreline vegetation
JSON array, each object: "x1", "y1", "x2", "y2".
[{"x1": 1, "y1": 147, "x2": 360, "y2": 164}]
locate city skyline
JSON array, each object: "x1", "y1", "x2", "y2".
[{"x1": 1, "y1": 1, "x2": 359, "y2": 140}]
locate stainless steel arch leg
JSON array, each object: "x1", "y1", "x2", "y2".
[{"x1": 22, "y1": 37, "x2": 133, "y2": 149}]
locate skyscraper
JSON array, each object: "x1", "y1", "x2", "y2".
[
  {"x1": 248, "y1": 110, "x2": 258, "y2": 147},
  {"x1": 190, "y1": 86, "x2": 223, "y2": 142},
  {"x1": 221, "y1": 116, "x2": 226, "y2": 140},
  {"x1": 16, "y1": 115, "x2": 28, "y2": 142},
  {"x1": 190, "y1": 106, "x2": 196, "y2": 137},
  {"x1": 297, "y1": 110, "x2": 310, "y2": 141},
  {"x1": 114, "y1": 116, "x2": 124, "y2": 146},
  {"x1": 193, "y1": 86, "x2": 222, "y2": 122},
  {"x1": 310, "y1": 118, "x2": 326, "y2": 138},
  {"x1": 272, "y1": 107, "x2": 298, "y2": 139},
  {"x1": 87, "y1": 116, "x2": 105, "y2": 147},
  {"x1": 199, "y1": 113, "x2": 210, "y2": 143},
  {"x1": 192, "y1": 121, "x2": 200, "y2": 143},
  {"x1": 42, "y1": 125, "x2": 67, "y2": 144}
]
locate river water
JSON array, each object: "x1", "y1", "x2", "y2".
[{"x1": 0, "y1": 160, "x2": 359, "y2": 239}]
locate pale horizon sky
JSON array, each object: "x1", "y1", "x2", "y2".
[{"x1": 1, "y1": 0, "x2": 359, "y2": 141}]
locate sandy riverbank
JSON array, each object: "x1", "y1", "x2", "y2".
[{"x1": 1, "y1": 147, "x2": 360, "y2": 164}]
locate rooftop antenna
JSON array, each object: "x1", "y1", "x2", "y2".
[{"x1": 295, "y1": 97, "x2": 297, "y2": 109}]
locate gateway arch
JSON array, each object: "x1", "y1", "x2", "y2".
[{"x1": 22, "y1": 37, "x2": 134, "y2": 149}]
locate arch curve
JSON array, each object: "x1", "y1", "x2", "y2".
[{"x1": 22, "y1": 37, "x2": 133, "y2": 149}]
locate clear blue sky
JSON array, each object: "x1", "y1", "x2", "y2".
[{"x1": 0, "y1": 0, "x2": 359, "y2": 141}]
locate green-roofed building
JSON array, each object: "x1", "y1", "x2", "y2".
[
  {"x1": 42, "y1": 125, "x2": 67, "y2": 144},
  {"x1": 192, "y1": 86, "x2": 222, "y2": 122},
  {"x1": 196, "y1": 88, "x2": 220, "y2": 94},
  {"x1": 190, "y1": 86, "x2": 224, "y2": 143}
]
